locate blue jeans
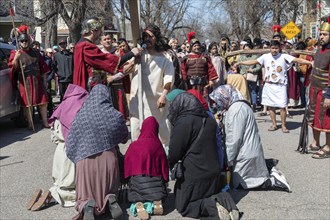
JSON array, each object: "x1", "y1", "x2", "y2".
[{"x1": 248, "y1": 81, "x2": 257, "y2": 105}]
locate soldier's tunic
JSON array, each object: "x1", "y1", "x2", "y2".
[
  {"x1": 8, "y1": 49, "x2": 50, "y2": 106},
  {"x1": 307, "y1": 46, "x2": 330, "y2": 131}
]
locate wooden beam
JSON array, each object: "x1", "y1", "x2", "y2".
[
  {"x1": 226, "y1": 49, "x2": 316, "y2": 58},
  {"x1": 128, "y1": 0, "x2": 140, "y2": 47}
]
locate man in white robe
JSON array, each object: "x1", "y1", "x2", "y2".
[{"x1": 130, "y1": 25, "x2": 174, "y2": 145}]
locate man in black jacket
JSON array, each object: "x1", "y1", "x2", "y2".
[{"x1": 54, "y1": 40, "x2": 73, "y2": 102}]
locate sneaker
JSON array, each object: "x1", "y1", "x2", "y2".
[
  {"x1": 271, "y1": 171, "x2": 292, "y2": 193},
  {"x1": 271, "y1": 167, "x2": 287, "y2": 182},
  {"x1": 216, "y1": 202, "x2": 230, "y2": 220}
]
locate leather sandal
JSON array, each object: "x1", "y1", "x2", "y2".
[
  {"x1": 312, "y1": 148, "x2": 330, "y2": 159},
  {"x1": 307, "y1": 144, "x2": 321, "y2": 153},
  {"x1": 30, "y1": 190, "x2": 52, "y2": 211},
  {"x1": 136, "y1": 202, "x2": 149, "y2": 220},
  {"x1": 26, "y1": 189, "x2": 42, "y2": 210},
  {"x1": 108, "y1": 195, "x2": 122, "y2": 220},
  {"x1": 153, "y1": 200, "x2": 163, "y2": 215},
  {"x1": 268, "y1": 126, "x2": 277, "y2": 131}
]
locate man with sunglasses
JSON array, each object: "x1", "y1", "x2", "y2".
[{"x1": 8, "y1": 33, "x2": 51, "y2": 129}]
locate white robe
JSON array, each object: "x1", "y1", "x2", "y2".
[
  {"x1": 130, "y1": 51, "x2": 174, "y2": 145},
  {"x1": 49, "y1": 119, "x2": 76, "y2": 207},
  {"x1": 224, "y1": 102, "x2": 269, "y2": 189}
]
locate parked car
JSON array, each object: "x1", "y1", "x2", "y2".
[{"x1": 0, "y1": 42, "x2": 27, "y2": 127}]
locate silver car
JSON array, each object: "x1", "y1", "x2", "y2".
[{"x1": 0, "y1": 42, "x2": 26, "y2": 127}]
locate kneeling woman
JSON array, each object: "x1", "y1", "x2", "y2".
[
  {"x1": 66, "y1": 84, "x2": 128, "y2": 220},
  {"x1": 124, "y1": 116, "x2": 169, "y2": 220},
  {"x1": 167, "y1": 91, "x2": 223, "y2": 218},
  {"x1": 210, "y1": 85, "x2": 291, "y2": 192}
]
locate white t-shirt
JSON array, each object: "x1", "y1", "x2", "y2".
[{"x1": 257, "y1": 53, "x2": 295, "y2": 85}]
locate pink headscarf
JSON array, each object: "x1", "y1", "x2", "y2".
[
  {"x1": 124, "y1": 116, "x2": 169, "y2": 181},
  {"x1": 48, "y1": 84, "x2": 88, "y2": 141}
]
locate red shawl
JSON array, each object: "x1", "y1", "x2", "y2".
[{"x1": 124, "y1": 116, "x2": 169, "y2": 181}]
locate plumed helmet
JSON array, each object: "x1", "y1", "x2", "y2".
[
  {"x1": 320, "y1": 17, "x2": 330, "y2": 32},
  {"x1": 81, "y1": 17, "x2": 104, "y2": 36},
  {"x1": 18, "y1": 33, "x2": 29, "y2": 42}
]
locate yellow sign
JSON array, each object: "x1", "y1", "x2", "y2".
[{"x1": 281, "y1": 21, "x2": 301, "y2": 40}]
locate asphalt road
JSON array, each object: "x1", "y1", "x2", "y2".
[{"x1": 0, "y1": 107, "x2": 329, "y2": 220}]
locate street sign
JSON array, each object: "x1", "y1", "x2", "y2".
[{"x1": 281, "y1": 21, "x2": 301, "y2": 40}]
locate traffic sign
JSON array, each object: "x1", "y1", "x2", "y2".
[{"x1": 281, "y1": 21, "x2": 301, "y2": 40}]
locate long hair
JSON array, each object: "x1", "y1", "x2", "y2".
[
  {"x1": 143, "y1": 24, "x2": 170, "y2": 52},
  {"x1": 117, "y1": 38, "x2": 131, "y2": 51}
]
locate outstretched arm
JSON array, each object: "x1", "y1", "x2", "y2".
[
  {"x1": 293, "y1": 57, "x2": 314, "y2": 67},
  {"x1": 235, "y1": 59, "x2": 259, "y2": 68}
]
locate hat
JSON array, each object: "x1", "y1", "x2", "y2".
[
  {"x1": 253, "y1": 38, "x2": 262, "y2": 46},
  {"x1": 45, "y1": 48, "x2": 53, "y2": 53},
  {"x1": 166, "y1": 89, "x2": 185, "y2": 102},
  {"x1": 18, "y1": 33, "x2": 29, "y2": 42},
  {"x1": 240, "y1": 41, "x2": 248, "y2": 45},
  {"x1": 59, "y1": 39, "x2": 67, "y2": 45},
  {"x1": 52, "y1": 45, "x2": 59, "y2": 51},
  {"x1": 81, "y1": 17, "x2": 104, "y2": 35},
  {"x1": 190, "y1": 38, "x2": 200, "y2": 48},
  {"x1": 320, "y1": 17, "x2": 330, "y2": 32},
  {"x1": 285, "y1": 39, "x2": 294, "y2": 45}
]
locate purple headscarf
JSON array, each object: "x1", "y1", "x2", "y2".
[{"x1": 48, "y1": 84, "x2": 89, "y2": 141}]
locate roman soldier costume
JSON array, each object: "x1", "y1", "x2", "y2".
[
  {"x1": 307, "y1": 18, "x2": 330, "y2": 131},
  {"x1": 181, "y1": 32, "x2": 218, "y2": 95}
]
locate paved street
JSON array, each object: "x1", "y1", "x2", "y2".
[{"x1": 0, "y1": 107, "x2": 329, "y2": 220}]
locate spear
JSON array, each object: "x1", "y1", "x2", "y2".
[{"x1": 9, "y1": 1, "x2": 35, "y2": 132}]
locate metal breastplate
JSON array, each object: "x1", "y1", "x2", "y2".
[
  {"x1": 19, "y1": 50, "x2": 40, "y2": 77},
  {"x1": 310, "y1": 48, "x2": 330, "y2": 90}
]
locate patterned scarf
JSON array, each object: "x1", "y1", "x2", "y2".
[
  {"x1": 66, "y1": 84, "x2": 128, "y2": 164},
  {"x1": 209, "y1": 85, "x2": 245, "y2": 111}
]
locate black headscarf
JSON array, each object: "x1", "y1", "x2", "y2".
[{"x1": 167, "y1": 92, "x2": 208, "y2": 126}]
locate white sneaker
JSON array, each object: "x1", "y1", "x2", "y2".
[
  {"x1": 271, "y1": 171, "x2": 292, "y2": 193},
  {"x1": 216, "y1": 202, "x2": 230, "y2": 220},
  {"x1": 271, "y1": 167, "x2": 287, "y2": 182}
]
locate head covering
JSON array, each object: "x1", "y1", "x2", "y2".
[
  {"x1": 187, "y1": 89, "x2": 209, "y2": 110},
  {"x1": 18, "y1": 33, "x2": 29, "y2": 42},
  {"x1": 81, "y1": 17, "x2": 103, "y2": 35},
  {"x1": 320, "y1": 17, "x2": 330, "y2": 32},
  {"x1": 209, "y1": 85, "x2": 245, "y2": 111},
  {"x1": 240, "y1": 41, "x2": 248, "y2": 46},
  {"x1": 225, "y1": 74, "x2": 250, "y2": 103},
  {"x1": 166, "y1": 89, "x2": 185, "y2": 102},
  {"x1": 66, "y1": 84, "x2": 128, "y2": 164},
  {"x1": 272, "y1": 25, "x2": 281, "y2": 39},
  {"x1": 45, "y1": 48, "x2": 53, "y2": 53},
  {"x1": 190, "y1": 38, "x2": 200, "y2": 48},
  {"x1": 48, "y1": 84, "x2": 88, "y2": 141},
  {"x1": 167, "y1": 92, "x2": 208, "y2": 125},
  {"x1": 18, "y1": 25, "x2": 28, "y2": 33},
  {"x1": 59, "y1": 39, "x2": 67, "y2": 45},
  {"x1": 124, "y1": 116, "x2": 169, "y2": 181},
  {"x1": 53, "y1": 45, "x2": 59, "y2": 51}
]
